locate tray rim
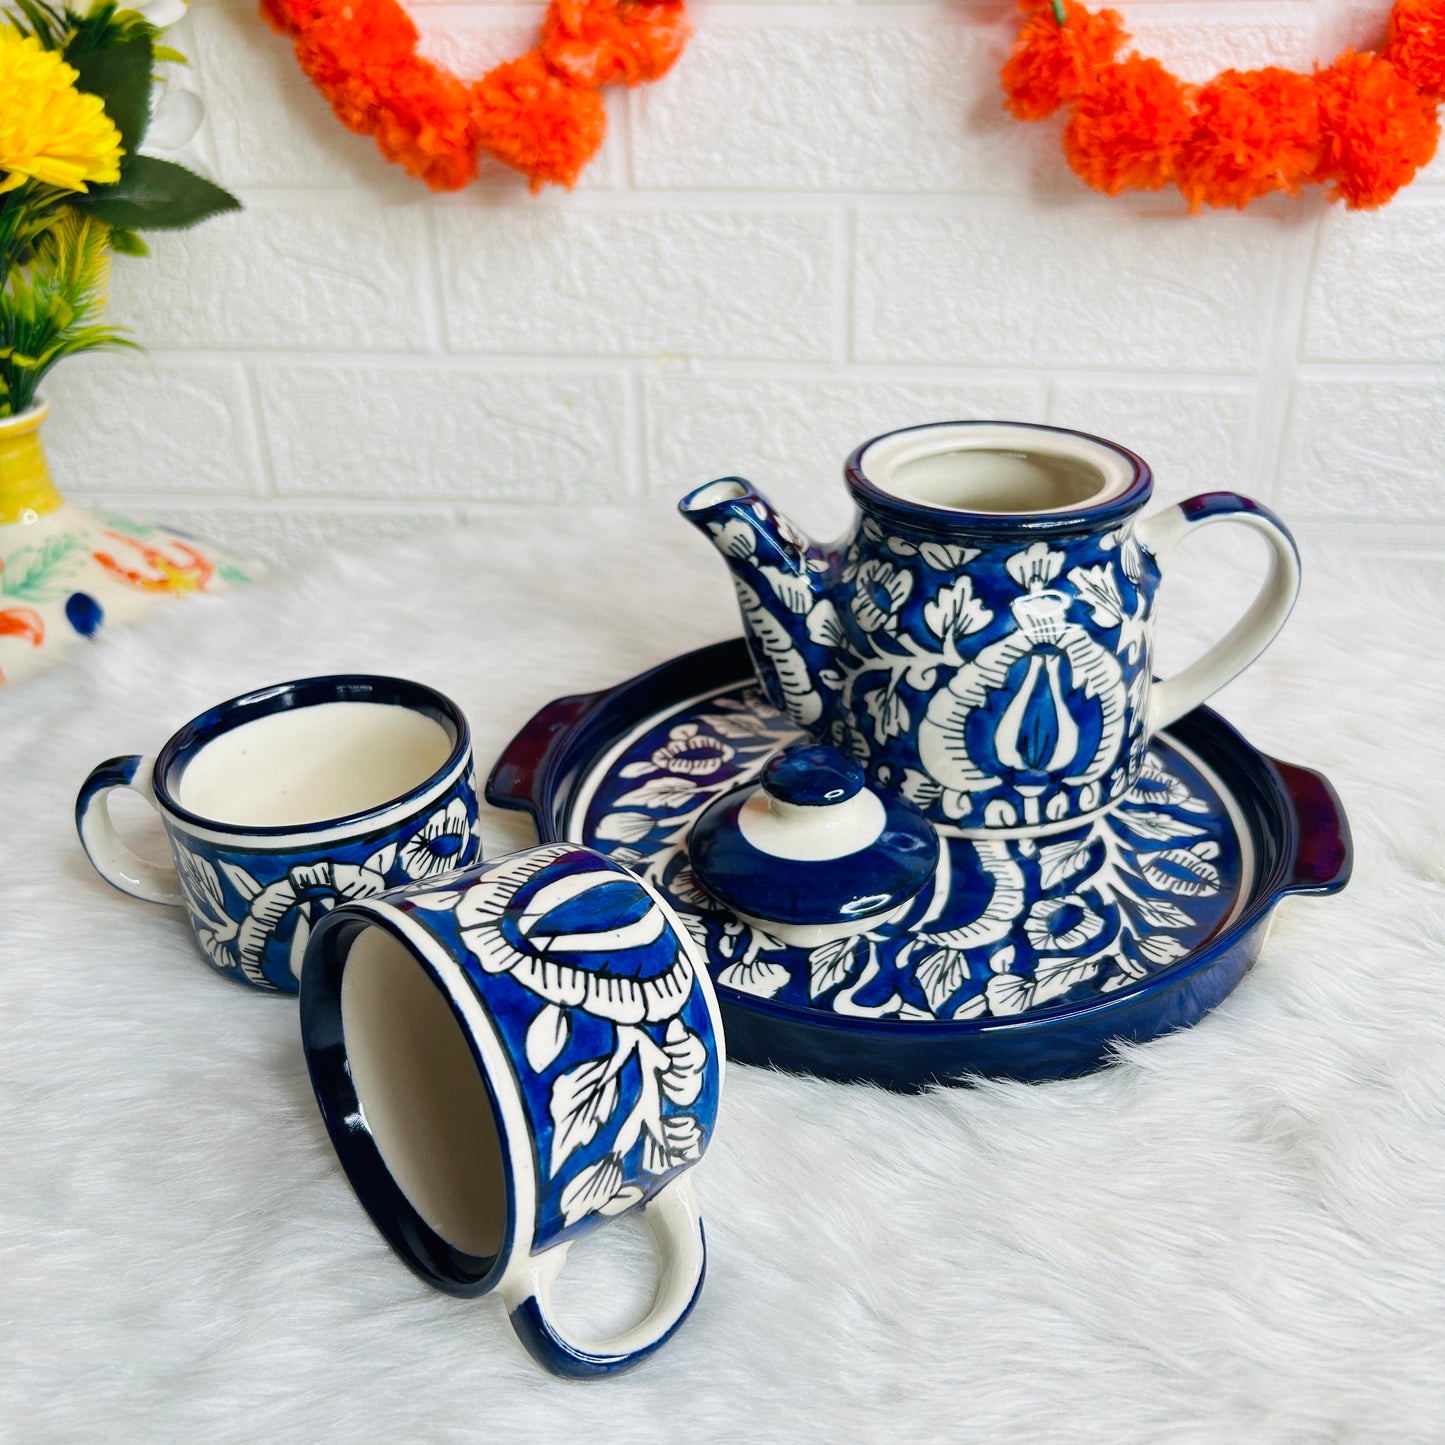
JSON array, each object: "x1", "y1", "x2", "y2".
[{"x1": 487, "y1": 639, "x2": 1352, "y2": 1041}]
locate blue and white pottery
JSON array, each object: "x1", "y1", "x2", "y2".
[
  {"x1": 687, "y1": 741, "x2": 940, "y2": 946},
  {"x1": 299, "y1": 844, "x2": 724, "y2": 1378},
  {"x1": 75, "y1": 675, "x2": 482, "y2": 993},
  {"x1": 680, "y1": 421, "x2": 1301, "y2": 834},
  {"x1": 487, "y1": 640, "x2": 1352, "y2": 1090}
]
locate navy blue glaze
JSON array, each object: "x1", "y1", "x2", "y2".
[
  {"x1": 384, "y1": 857, "x2": 720, "y2": 1252},
  {"x1": 76, "y1": 674, "x2": 482, "y2": 993},
  {"x1": 584, "y1": 687, "x2": 1244, "y2": 1019},
  {"x1": 688, "y1": 748, "x2": 939, "y2": 928},
  {"x1": 486, "y1": 640, "x2": 1352, "y2": 1089},
  {"x1": 681, "y1": 430, "x2": 1301, "y2": 842},
  {"x1": 305, "y1": 849, "x2": 722, "y2": 1257},
  {"x1": 164, "y1": 768, "x2": 480, "y2": 992},
  {"x1": 300, "y1": 847, "x2": 720, "y2": 1375},
  {"x1": 75, "y1": 753, "x2": 141, "y2": 825},
  {"x1": 1180, "y1": 491, "x2": 1302, "y2": 565},
  {"x1": 65, "y1": 590, "x2": 103, "y2": 636},
  {"x1": 509, "y1": 1238, "x2": 706, "y2": 1379},
  {"x1": 763, "y1": 744, "x2": 864, "y2": 806},
  {"x1": 679, "y1": 455, "x2": 1167, "y2": 833}
]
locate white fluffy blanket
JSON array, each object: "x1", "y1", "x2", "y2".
[{"x1": 3, "y1": 507, "x2": 1442, "y2": 1442}]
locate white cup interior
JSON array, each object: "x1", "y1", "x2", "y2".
[
  {"x1": 340, "y1": 924, "x2": 508, "y2": 1259},
  {"x1": 176, "y1": 701, "x2": 453, "y2": 827},
  {"x1": 861, "y1": 425, "x2": 1136, "y2": 515}
]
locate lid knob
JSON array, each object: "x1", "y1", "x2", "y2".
[
  {"x1": 686, "y1": 743, "x2": 940, "y2": 946},
  {"x1": 761, "y1": 744, "x2": 864, "y2": 808}
]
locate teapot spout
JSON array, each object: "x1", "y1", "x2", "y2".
[{"x1": 679, "y1": 478, "x2": 837, "y2": 730}]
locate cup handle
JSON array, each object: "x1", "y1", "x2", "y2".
[
  {"x1": 75, "y1": 755, "x2": 185, "y2": 906},
  {"x1": 501, "y1": 1175, "x2": 707, "y2": 1379},
  {"x1": 1136, "y1": 492, "x2": 1301, "y2": 733}
]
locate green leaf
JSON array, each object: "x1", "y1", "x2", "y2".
[
  {"x1": 96, "y1": 512, "x2": 158, "y2": 538},
  {"x1": 106, "y1": 226, "x2": 149, "y2": 256},
  {"x1": 69, "y1": 33, "x2": 155, "y2": 152},
  {"x1": 62, "y1": 2, "x2": 158, "y2": 59},
  {"x1": 6, "y1": 0, "x2": 66, "y2": 48},
  {"x1": 72, "y1": 157, "x2": 242, "y2": 232},
  {"x1": 0, "y1": 213, "x2": 133, "y2": 413}
]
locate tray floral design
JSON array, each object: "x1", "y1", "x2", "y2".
[{"x1": 577, "y1": 682, "x2": 1243, "y2": 1024}]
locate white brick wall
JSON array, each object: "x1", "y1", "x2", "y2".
[{"x1": 43, "y1": 0, "x2": 1445, "y2": 565}]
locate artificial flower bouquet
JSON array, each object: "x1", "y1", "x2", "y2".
[
  {"x1": 0, "y1": 0, "x2": 239, "y2": 415},
  {"x1": 0, "y1": 0, "x2": 242, "y2": 686}
]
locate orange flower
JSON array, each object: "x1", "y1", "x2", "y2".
[
  {"x1": 543, "y1": 0, "x2": 693, "y2": 88},
  {"x1": 1003, "y1": 0, "x2": 1444, "y2": 211},
  {"x1": 1063, "y1": 55, "x2": 1193, "y2": 193},
  {"x1": 261, "y1": 0, "x2": 688, "y2": 191},
  {"x1": 1315, "y1": 47, "x2": 1441, "y2": 207},
  {"x1": 1383, "y1": 0, "x2": 1445, "y2": 100},
  {"x1": 1175, "y1": 68, "x2": 1322, "y2": 210},
  {"x1": 92, "y1": 533, "x2": 215, "y2": 593},
  {"x1": 473, "y1": 50, "x2": 608, "y2": 194},
  {"x1": 0, "y1": 605, "x2": 43, "y2": 646},
  {"x1": 1002, "y1": 0, "x2": 1128, "y2": 121}
]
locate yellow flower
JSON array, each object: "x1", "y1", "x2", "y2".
[{"x1": 0, "y1": 30, "x2": 124, "y2": 195}]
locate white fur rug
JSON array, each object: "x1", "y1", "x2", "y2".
[{"x1": 3, "y1": 506, "x2": 1442, "y2": 1443}]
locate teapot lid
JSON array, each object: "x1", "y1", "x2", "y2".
[{"x1": 686, "y1": 743, "x2": 939, "y2": 936}]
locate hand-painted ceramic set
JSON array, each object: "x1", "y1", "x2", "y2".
[{"x1": 73, "y1": 422, "x2": 1352, "y2": 1378}]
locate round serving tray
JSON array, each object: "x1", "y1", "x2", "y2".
[{"x1": 488, "y1": 640, "x2": 1350, "y2": 1089}]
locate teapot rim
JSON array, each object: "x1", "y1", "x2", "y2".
[{"x1": 846, "y1": 419, "x2": 1153, "y2": 536}]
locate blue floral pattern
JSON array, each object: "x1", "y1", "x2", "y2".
[
  {"x1": 578, "y1": 686, "x2": 1242, "y2": 1022},
  {"x1": 169, "y1": 772, "x2": 483, "y2": 992},
  {"x1": 383, "y1": 847, "x2": 722, "y2": 1250},
  {"x1": 688, "y1": 484, "x2": 1163, "y2": 831}
]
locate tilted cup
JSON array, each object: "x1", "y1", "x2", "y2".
[
  {"x1": 75, "y1": 675, "x2": 482, "y2": 993},
  {"x1": 299, "y1": 843, "x2": 724, "y2": 1377}
]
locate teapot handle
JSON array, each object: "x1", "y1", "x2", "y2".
[{"x1": 1136, "y1": 493, "x2": 1300, "y2": 734}]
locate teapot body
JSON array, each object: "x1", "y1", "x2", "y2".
[
  {"x1": 683, "y1": 420, "x2": 1297, "y2": 837},
  {"x1": 810, "y1": 501, "x2": 1162, "y2": 832},
  {"x1": 681, "y1": 422, "x2": 1164, "y2": 833}
]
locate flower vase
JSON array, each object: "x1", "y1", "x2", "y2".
[{"x1": 0, "y1": 402, "x2": 251, "y2": 686}]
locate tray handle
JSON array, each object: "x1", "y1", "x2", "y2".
[
  {"x1": 486, "y1": 689, "x2": 606, "y2": 826},
  {"x1": 1273, "y1": 758, "x2": 1353, "y2": 896}
]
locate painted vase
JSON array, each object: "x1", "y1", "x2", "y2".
[{"x1": 0, "y1": 402, "x2": 250, "y2": 686}]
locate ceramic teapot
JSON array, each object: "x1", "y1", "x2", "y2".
[{"x1": 680, "y1": 421, "x2": 1299, "y2": 834}]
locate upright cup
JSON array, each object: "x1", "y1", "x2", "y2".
[
  {"x1": 300, "y1": 843, "x2": 724, "y2": 1377},
  {"x1": 75, "y1": 675, "x2": 482, "y2": 993}
]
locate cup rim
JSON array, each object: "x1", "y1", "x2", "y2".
[
  {"x1": 151, "y1": 673, "x2": 472, "y2": 840},
  {"x1": 300, "y1": 904, "x2": 522, "y2": 1296},
  {"x1": 846, "y1": 420, "x2": 1153, "y2": 535}
]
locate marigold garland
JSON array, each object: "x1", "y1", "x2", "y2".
[
  {"x1": 262, "y1": 0, "x2": 690, "y2": 192},
  {"x1": 1003, "y1": 0, "x2": 1445, "y2": 210}
]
